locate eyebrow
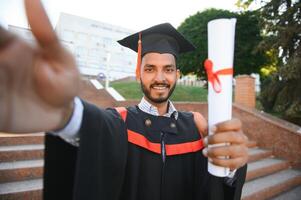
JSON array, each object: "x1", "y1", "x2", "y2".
[
  {"x1": 144, "y1": 64, "x2": 176, "y2": 68},
  {"x1": 164, "y1": 64, "x2": 176, "y2": 68}
]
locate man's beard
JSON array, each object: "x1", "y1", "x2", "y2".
[{"x1": 140, "y1": 79, "x2": 176, "y2": 104}]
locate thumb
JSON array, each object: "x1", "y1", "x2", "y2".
[{"x1": 24, "y1": 0, "x2": 61, "y2": 52}]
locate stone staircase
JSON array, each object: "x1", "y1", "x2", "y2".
[
  {"x1": 0, "y1": 133, "x2": 44, "y2": 200},
  {"x1": 242, "y1": 143, "x2": 301, "y2": 200},
  {"x1": 0, "y1": 133, "x2": 300, "y2": 200}
]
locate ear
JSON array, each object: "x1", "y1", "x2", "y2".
[
  {"x1": 136, "y1": 77, "x2": 141, "y2": 83},
  {"x1": 136, "y1": 72, "x2": 141, "y2": 81},
  {"x1": 176, "y1": 69, "x2": 181, "y2": 80}
]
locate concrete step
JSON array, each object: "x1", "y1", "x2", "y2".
[
  {"x1": 270, "y1": 185, "x2": 301, "y2": 200},
  {"x1": 0, "y1": 133, "x2": 44, "y2": 146},
  {"x1": 246, "y1": 158, "x2": 290, "y2": 181},
  {"x1": 0, "y1": 179, "x2": 42, "y2": 200},
  {"x1": 0, "y1": 144, "x2": 44, "y2": 162},
  {"x1": 79, "y1": 79, "x2": 116, "y2": 108},
  {"x1": 0, "y1": 160, "x2": 43, "y2": 183},
  {"x1": 247, "y1": 140, "x2": 257, "y2": 148},
  {"x1": 248, "y1": 147, "x2": 273, "y2": 163},
  {"x1": 242, "y1": 169, "x2": 301, "y2": 200}
]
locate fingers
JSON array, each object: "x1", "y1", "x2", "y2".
[
  {"x1": 24, "y1": 0, "x2": 60, "y2": 50},
  {"x1": 206, "y1": 131, "x2": 248, "y2": 145},
  {"x1": 202, "y1": 144, "x2": 249, "y2": 170},
  {"x1": 214, "y1": 118, "x2": 242, "y2": 133},
  {"x1": 209, "y1": 156, "x2": 248, "y2": 170},
  {"x1": 205, "y1": 144, "x2": 248, "y2": 158},
  {"x1": 202, "y1": 118, "x2": 249, "y2": 170},
  {"x1": 24, "y1": 0, "x2": 75, "y2": 71}
]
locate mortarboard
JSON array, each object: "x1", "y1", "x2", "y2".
[{"x1": 117, "y1": 23, "x2": 196, "y2": 78}]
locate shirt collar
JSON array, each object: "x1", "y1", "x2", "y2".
[{"x1": 138, "y1": 97, "x2": 178, "y2": 119}]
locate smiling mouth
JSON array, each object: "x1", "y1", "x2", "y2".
[{"x1": 151, "y1": 85, "x2": 169, "y2": 90}]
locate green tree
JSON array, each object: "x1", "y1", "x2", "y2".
[
  {"x1": 177, "y1": 8, "x2": 267, "y2": 79},
  {"x1": 238, "y1": 0, "x2": 301, "y2": 125}
]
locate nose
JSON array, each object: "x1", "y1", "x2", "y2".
[{"x1": 154, "y1": 70, "x2": 166, "y2": 82}]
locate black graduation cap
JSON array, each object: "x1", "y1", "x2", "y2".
[
  {"x1": 118, "y1": 23, "x2": 196, "y2": 58},
  {"x1": 117, "y1": 23, "x2": 196, "y2": 78}
]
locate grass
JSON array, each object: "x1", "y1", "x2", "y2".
[
  {"x1": 111, "y1": 81, "x2": 208, "y2": 102},
  {"x1": 111, "y1": 81, "x2": 298, "y2": 125}
]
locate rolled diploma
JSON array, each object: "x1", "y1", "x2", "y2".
[{"x1": 207, "y1": 18, "x2": 236, "y2": 177}]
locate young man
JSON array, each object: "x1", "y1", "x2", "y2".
[{"x1": 0, "y1": 1, "x2": 248, "y2": 200}]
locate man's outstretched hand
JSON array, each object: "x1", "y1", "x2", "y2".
[
  {"x1": 202, "y1": 119, "x2": 249, "y2": 171},
  {"x1": 0, "y1": 0, "x2": 80, "y2": 132}
]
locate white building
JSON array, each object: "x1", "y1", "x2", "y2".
[
  {"x1": 8, "y1": 13, "x2": 137, "y2": 81},
  {"x1": 55, "y1": 13, "x2": 136, "y2": 80}
]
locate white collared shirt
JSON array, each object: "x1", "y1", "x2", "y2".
[{"x1": 138, "y1": 97, "x2": 178, "y2": 119}]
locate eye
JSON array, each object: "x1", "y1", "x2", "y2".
[
  {"x1": 144, "y1": 67, "x2": 154, "y2": 72},
  {"x1": 165, "y1": 67, "x2": 175, "y2": 73}
]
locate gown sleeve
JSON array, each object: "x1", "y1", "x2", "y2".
[{"x1": 43, "y1": 100, "x2": 128, "y2": 200}]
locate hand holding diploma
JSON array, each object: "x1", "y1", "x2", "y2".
[{"x1": 202, "y1": 119, "x2": 249, "y2": 175}]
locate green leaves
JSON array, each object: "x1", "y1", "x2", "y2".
[
  {"x1": 256, "y1": 0, "x2": 301, "y2": 125},
  {"x1": 177, "y1": 9, "x2": 267, "y2": 79}
]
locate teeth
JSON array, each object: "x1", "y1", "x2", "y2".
[{"x1": 153, "y1": 86, "x2": 167, "y2": 90}]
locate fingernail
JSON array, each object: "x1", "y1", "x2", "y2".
[
  {"x1": 208, "y1": 157, "x2": 213, "y2": 163},
  {"x1": 202, "y1": 148, "x2": 208, "y2": 157},
  {"x1": 204, "y1": 137, "x2": 208, "y2": 146},
  {"x1": 210, "y1": 125, "x2": 217, "y2": 133}
]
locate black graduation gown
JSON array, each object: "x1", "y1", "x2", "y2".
[{"x1": 43, "y1": 100, "x2": 247, "y2": 200}]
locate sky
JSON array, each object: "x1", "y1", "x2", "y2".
[{"x1": 0, "y1": 0, "x2": 252, "y2": 31}]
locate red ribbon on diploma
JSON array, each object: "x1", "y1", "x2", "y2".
[{"x1": 204, "y1": 59, "x2": 233, "y2": 93}]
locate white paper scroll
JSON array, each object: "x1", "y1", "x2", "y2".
[{"x1": 207, "y1": 18, "x2": 237, "y2": 177}]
